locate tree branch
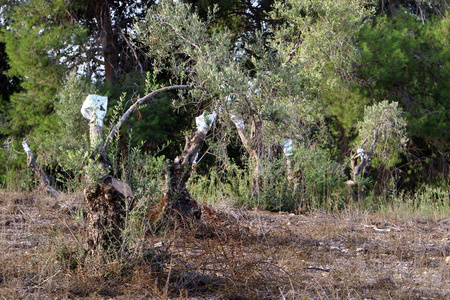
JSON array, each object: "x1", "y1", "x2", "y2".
[
  {"x1": 22, "y1": 141, "x2": 59, "y2": 196},
  {"x1": 104, "y1": 85, "x2": 206, "y2": 150},
  {"x1": 118, "y1": 29, "x2": 143, "y2": 73}
]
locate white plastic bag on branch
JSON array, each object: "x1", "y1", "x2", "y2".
[
  {"x1": 22, "y1": 141, "x2": 31, "y2": 153},
  {"x1": 230, "y1": 114, "x2": 245, "y2": 131},
  {"x1": 357, "y1": 148, "x2": 368, "y2": 160},
  {"x1": 81, "y1": 95, "x2": 108, "y2": 127},
  {"x1": 195, "y1": 111, "x2": 217, "y2": 134},
  {"x1": 281, "y1": 139, "x2": 294, "y2": 157}
]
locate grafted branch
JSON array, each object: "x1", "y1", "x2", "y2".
[
  {"x1": 165, "y1": 112, "x2": 216, "y2": 221},
  {"x1": 350, "y1": 128, "x2": 379, "y2": 179}
]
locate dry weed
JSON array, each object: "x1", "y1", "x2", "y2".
[{"x1": 0, "y1": 190, "x2": 448, "y2": 299}]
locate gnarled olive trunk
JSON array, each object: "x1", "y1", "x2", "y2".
[
  {"x1": 164, "y1": 113, "x2": 216, "y2": 223},
  {"x1": 230, "y1": 112, "x2": 263, "y2": 197},
  {"x1": 81, "y1": 95, "x2": 135, "y2": 253},
  {"x1": 84, "y1": 175, "x2": 134, "y2": 253},
  {"x1": 82, "y1": 87, "x2": 206, "y2": 250},
  {"x1": 165, "y1": 132, "x2": 205, "y2": 222}
]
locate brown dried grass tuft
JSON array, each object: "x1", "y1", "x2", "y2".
[{"x1": 0, "y1": 190, "x2": 448, "y2": 299}]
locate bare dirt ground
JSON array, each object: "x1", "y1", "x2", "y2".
[{"x1": 0, "y1": 190, "x2": 449, "y2": 299}]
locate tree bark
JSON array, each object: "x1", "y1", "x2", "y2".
[
  {"x1": 84, "y1": 175, "x2": 134, "y2": 253},
  {"x1": 22, "y1": 142, "x2": 59, "y2": 197},
  {"x1": 81, "y1": 94, "x2": 135, "y2": 253},
  {"x1": 83, "y1": 87, "x2": 207, "y2": 251},
  {"x1": 230, "y1": 112, "x2": 263, "y2": 197},
  {"x1": 349, "y1": 129, "x2": 379, "y2": 201},
  {"x1": 164, "y1": 112, "x2": 215, "y2": 223},
  {"x1": 95, "y1": 1, "x2": 120, "y2": 85}
]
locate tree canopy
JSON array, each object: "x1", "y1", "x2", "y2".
[{"x1": 0, "y1": 0, "x2": 448, "y2": 208}]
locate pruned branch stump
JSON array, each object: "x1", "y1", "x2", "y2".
[
  {"x1": 22, "y1": 141, "x2": 59, "y2": 197},
  {"x1": 84, "y1": 175, "x2": 134, "y2": 253}
]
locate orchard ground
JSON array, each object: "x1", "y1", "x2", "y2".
[{"x1": 0, "y1": 190, "x2": 448, "y2": 299}]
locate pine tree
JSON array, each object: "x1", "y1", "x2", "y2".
[
  {"x1": 1, "y1": 0, "x2": 88, "y2": 137},
  {"x1": 0, "y1": 0, "x2": 157, "y2": 138},
  {"x1": 0, "y1": 41, "x2": 21, "y2": 135}
]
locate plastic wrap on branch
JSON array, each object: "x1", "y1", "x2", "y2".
[
  {"x1": 282, "y1": 139, "x2": 294, "y2": 157},
  {"x1": 22, "y1": 141, "x2": 31, "y2": 153},
  {"x1": 195, "y1": 112, "x2": 217, "y2": 134},
  {"x1": 357, "y1": 148, "x2": 368, "y2": 159},
  {"x1": 351, "y1": 148, "x2": 372, "y2": 180},
  {"x1": 193, "y1": 153, "x2": 199, "y2": 164},
  {"x1": 81, "y1": 95, "x2": 108, "y2": 127},
  {"x1": 230, "y1": 114, "x2": 245, "y2": 131}
]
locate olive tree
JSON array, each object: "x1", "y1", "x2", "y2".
[
  {"x1": 271, "y1": 0, "x2": 376, "y2": 131},
  {"x1": 349, "y1": 100, "x2": 407, "y2": 199},
  {"x1": 134, "y1": 0, "x2": 314, "y2": 198}
]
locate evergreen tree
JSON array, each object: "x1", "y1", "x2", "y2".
[
  {"x1": 356, "y1": 10, "x2": 450, "y2": 186},
  {"x1": 0, "y1": 41, "x2": 21, "y2": 136},
  {"x1": 183, "y1": 0, "x2": 276, "y2": 33},
  {"x1": 1, "y1": 0, "x2": 88, "y2": 137},
  {"x1": 0, "y1": 0, "x2": 159, "y2": 138},
  {"x1": 66, "y1": 0, "x2": 156, "y2": 84},
  {"x1": 374, "y1": 0, "x2": 448, "y2": 20},
  {"x1": 270, "y1": 0, "x2": 375, "y2": 156}
]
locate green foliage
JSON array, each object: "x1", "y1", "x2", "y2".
[
  {"x1": 357, "y1": 11, "x2": 450, "y2": 149},
  {"x1": 272, "y1": 0, "x2": 373, "y2": 78},
  {"x1": 185, "y1": 0, "x2": 275, "y2": 34},
  {"x1": 123, "y1": 71, "x2": 190, "y2": 153},
  {"x1": 357, "y1": 100, "x2": 408, "y2": 163},
  {"x1": 0, "y1": 41, "x2": 21, "y2": 117},
  {"x1": 256, "y1": 158, "x2": 301, "y2": 212},
  {"x1": 136, "y1": 0, "x2": 326, "y2": 173},
  {"x1": 189, "y1": 162, "x2": 253, "y2": 206},
  {"x1": 271, "y1": 0, "x2": 375, "y2": 131},
  {"x1": 290, "y1": 146, "x2": 347, "y2": 211},
  {"x1": 386, "y1": 185, "x2": 450, "y2": 218},
  {"x1": 55, "y1": 72, "x2": 96, "y2": 144},
  {"x1": 0, "y1": 138, "x2": 33, "y2": 191},
  {"x1": 106, "y1": 129, "x2": 169, "y2": 241},
  {"x1": 27, "y1": 72, "x2": 97, "y2": 191},
  {"x1": 1, "y1": 0, "x2": 88, "y2": 137},
  {"x1": 189, "y1": 145, "x2": 347, "y2": 213},
  {"x1": 411, "y1": 186, "x2": 450, "y2": 213},
  {"x1": 122, "y1": 150, "x2": 168, "y2": 239},
  {"x1": 0, "y1": 0, "x2": 447, "y2": 216}
]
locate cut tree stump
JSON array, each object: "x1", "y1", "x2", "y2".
[
  {"x1": 81, "y1": 95, "x2": 137, "y2": 253},
  {"x1": 84, "y1": 175, "x2": 134, "y2": 253}
]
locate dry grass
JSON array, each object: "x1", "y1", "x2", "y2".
[{"x1": 0, "y1": 190, "x2": 448, "y2": 299}]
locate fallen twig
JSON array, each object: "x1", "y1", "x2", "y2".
[{"x1": 306, "y1": 265, "x2": 330, "y2": 272}]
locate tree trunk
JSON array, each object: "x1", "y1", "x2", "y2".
[
  {"x1": 95, "y1": 1, "x2": 120, "y2": 85},
  {"x1": 230, "y1": 113, "x2": 263, "y2": 198},
  {"x1": 164, "y1": 112, "x2": 215, "y2": 223},
  {"x1": 81, "y1": 87, "x2": 206, "y2": 249},
  {"x1": 81, "y1": 95, "x2": 134, "y2": 253},
  {"x1": 84, "y1": 175, "x2": 134, "y2": 253},
  {"x1": 349, "y1": 131, "x2": 378, "y2": 201}
]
